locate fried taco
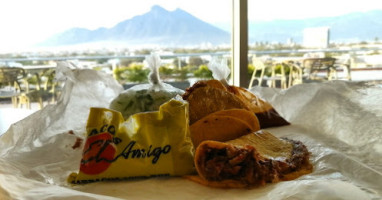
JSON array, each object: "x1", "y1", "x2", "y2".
[
  {"x1": 183, "y1": 80, "x2": 247, "y2": 124},
  {"x1": 229, "y1": 86, "x2": 290, "y2": 128},
  {"x1": 182, "y1": 80, "x2": 289, "y2": 128},
  {"x1": 188, "y1": 130, "x2": 312, "y2": 188},
  {"x1": 190, "y1": 109, "x2": 260, "y2": 148}
]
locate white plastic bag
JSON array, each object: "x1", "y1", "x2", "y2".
[
  {"x1": 109, "y1": 53, "x2": 184, "y2": 119},
  {"x1": 208, "y1": 57, "x2": 230, "y2": 86}
]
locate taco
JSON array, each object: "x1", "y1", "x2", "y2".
[
  {"x1": 188, "y1": 130, "x2": 312, "y2": 188},
  {"x1": 190, "y1": 109, "x2": 260, "y2": 148},
  {"x1": 182, "y1": 80, "x2": 289, "y2": 128}
]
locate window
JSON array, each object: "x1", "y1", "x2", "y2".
[{"x1": 247, "y1": 0, "x2": 382, "y2": 86}]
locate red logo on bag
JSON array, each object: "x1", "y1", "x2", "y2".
[{"x1": 80, "y1": 132, "x2": 116, "y2": 175}]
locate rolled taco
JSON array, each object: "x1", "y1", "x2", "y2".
[{"x1": 189, "y1": 130, "x2": 312, "y2": 188}]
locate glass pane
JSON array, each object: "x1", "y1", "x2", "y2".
[
  {"x1": 248, "y1": 0, "x2": 382, "y2": 88},
  {"x1": 0, "y1": 0, "x2": 232, "y2": 94},
  {"x1": 0, "y1": 0, "x2": 236, "y2": 135}
]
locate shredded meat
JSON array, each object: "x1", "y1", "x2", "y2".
[{"x1": 199, "y1": 138, "x2": 311, "y2": 186}]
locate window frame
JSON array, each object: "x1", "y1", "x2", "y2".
[{"x1": 231, "y1": 0, "x2": 248, "y2": 87}]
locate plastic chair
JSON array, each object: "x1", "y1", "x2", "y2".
[
  {"x1": 248, "y1": 57, "x2": 287, "y2": 89},
  {"x1": 334, "y1": 54, "x2": 353, "y2": 81},
  {"x1": 0, "y1": 67, "x2": 45, "y2": 109},
  {"x1": 249, "y1": 57, "x2": 267, "y2": 88},
  {"x1": 19, "y1": 74, "x2": 44, "y2": 109},
  {"x1": 288, "y1": 62, "x2": 303, "y2": 87},
  {"x1": 0, "y1": 67, "x2": 25, "y2": 107},
  {"x1": 269, "y1": 62, "x2": 287, "y2": 89},
  {"x1": 302, "y1": 57, "x2": 337, "y2": 81},
  {"x1": 42, "y1": 69, "x2": 61, "y2": 104}
]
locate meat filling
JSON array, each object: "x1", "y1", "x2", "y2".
[{"x1": 200, "y1": 139, "x2": 310, "y2": 186}]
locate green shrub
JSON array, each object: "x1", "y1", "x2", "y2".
[
  {"x1": 113, "y1": 66, "x2": 130, "y2": 82},
  {"x1": 273, "y1": 63, "x2": 291, "y2": 75},
  {"x1": 159, "y1": 65, "x2": 191, "y2": 81},
  {"x1": 159, "y1": 66, "x2": 175, "y2": 77},
  {"x1": 247, "y1": 63, "x2": 269, "y2": 78},
  {"x1": 113, "y1": 64, "x2": 150, "y2": 83},
  {"x1": 193, "y1": 65, "x2": 213, "y2": 79},
  {"x1": 126, "y1": 64, "x2": 149, "y2": 83},
  {"x1": 248, "y1": 64, "x2": 254, "y2": 79}
]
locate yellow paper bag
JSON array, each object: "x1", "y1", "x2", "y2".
[{"x1": 68, "y1": 99, "x2": 195, "y2": 183}]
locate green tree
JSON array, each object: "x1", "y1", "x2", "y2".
[
  {"x1": 193, "y1": 65, "x2": 213, "y2": 79},
  {"x1": 113, "y1": 63, "x2": 150, "y2": 83},
  {"x1": 159, "y1": 65, "x2": 175, "y2": 80},
  {"x1": 126, "y1": 64, "x2": 150, "y2": 83}
]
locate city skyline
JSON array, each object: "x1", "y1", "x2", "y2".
[{"x1": 0, "y1": 0, "x2": 381, "y2": 52}]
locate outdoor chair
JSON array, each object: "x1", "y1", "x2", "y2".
[
  {"x1": 334, "y1": 54, "x2": 353, "y2": 80},
  {"x1": 287, "y1": 61, "x2": 303, "y2": 87},
  {"x1": 0, "y1": 67, "x2": 25, "y2": 107},
  {"x1": 249, "y1": 57, "x2": 287, "y2": 89},
  {"x1": 302, "y1": 57, "x2": 337, "y2": 81},
  {"x1": 0, "y1": 67, "x2": 44, "y2": 109},
  {"x1": 20, "y1": 73, "x2": 44, "y2": 109},
  {"x1": 42, "y1": 69, "x2": 61, "y2": 104}
]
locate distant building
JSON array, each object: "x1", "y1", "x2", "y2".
[
  {"x1": 286, "y1": 38, "x2": 296, "y2": 47},
  {"x1": 303, "y1": 27, "x2": 330, "y2": 48}
]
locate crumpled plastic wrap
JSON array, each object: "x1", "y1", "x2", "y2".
[{"x1": 0, "y1": 62, "x2": 381, "y2": 199}]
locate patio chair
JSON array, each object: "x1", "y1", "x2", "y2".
[
  {"x1": 0, "y1": 67, "x2": 44, "y2": 109},
  {"x1": 249, "y1": 57, "x2": 267, "y2": 88},
  {"x1": 334, "y1": 54, "x2": 353, "y2": 80},
  {"x1": 302, "y1": 57, "x2": 337, "y2": 81},
  {"x1": 19, "y1": 73, "x2": 44, "y2": 109},
  {"x1": 42, "y1": 69, "x2": 61, "y2": 104},
  {"x1": 288, "y1": 61, "x2": 303, "y2": 87},
  {"x1": 248, "y1": 57, "x2": 287, "y2": 89},
  {"x1": 0, "y1": 67, "x2": 25, "y2": 107}
]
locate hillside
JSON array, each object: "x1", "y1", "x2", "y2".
[
  {"x1": 41, "y1": 5, "x2": 230, "y2": 47},
  {"x1": 40, "y1": 7, "x2": 382, "y2": 47}
]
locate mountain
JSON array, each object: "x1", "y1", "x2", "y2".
[
  {"x1": 40, "y1": 7, "x2": 382, "y2": 48},
  {"x1": 247, "y1": 10, "x2": 382, "y2": 43},
  {"x1": 41, "y1": 5, "x2": 230, "y2": 47}
]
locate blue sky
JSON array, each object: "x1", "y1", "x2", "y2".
[{"x1": 0, "y1": 0, "x2": 381, "y2": 52}]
